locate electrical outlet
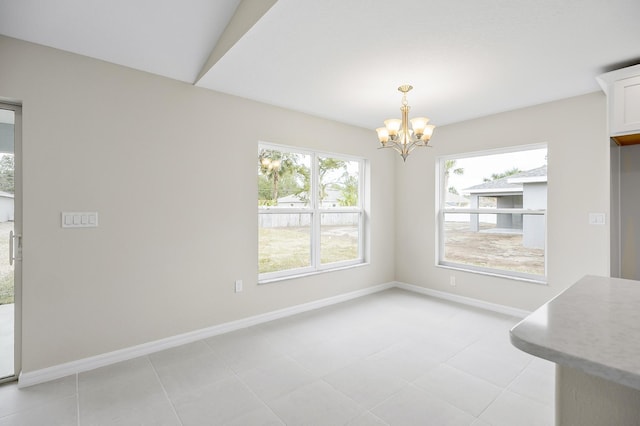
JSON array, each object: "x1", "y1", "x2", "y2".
[
  {"x1": 589, "y1": 213, "x2": 606, "y2": 225},
  {"x1": 450, "y1": 276, "x2": 456, "y2": 286},
  {"x1": 235, "y1": 279, "x2": 243, "y2": 293}
]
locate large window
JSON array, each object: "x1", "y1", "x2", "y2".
[
  {"x1": 258, "y1": 143, "x2": 365, "y2": 281},
  {"x1": 438, "y1": 145, "x2": 547, "y2": 282}
]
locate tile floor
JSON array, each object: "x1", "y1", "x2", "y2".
[
  {"x1": 0, "y1": 288, "x2": 554, "y2": 425},
  {"x1": 0, "y1": 303, "x2": 13, "y2": 379}
]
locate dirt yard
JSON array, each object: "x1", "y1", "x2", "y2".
[{"x1": 443, "y1": 222, "x2": 545, "y2": 276}]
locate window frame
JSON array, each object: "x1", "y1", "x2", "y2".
[
  {"x1": 436, "y1": 144, "x2": 548, "y2": 284},
  {"x1": 258, "y1": 142, "x2": 366, "y2": 283}
]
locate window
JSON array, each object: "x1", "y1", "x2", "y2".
[
  {"x1": 438, "y1": 145, "x2": 547, "y2": 282},
  {"x1": 258, "y1": 143, "x2": 365, "y2": 281}
]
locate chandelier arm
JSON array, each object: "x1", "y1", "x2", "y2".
[
  {"x1": 378, "y1": 143, "x2": 404, "y2": 156},
  {"x1": 390, "y1": 142, "x2": 409, "y2": 158},
  {"x1": 391, "y1": 144, "x2": 404, "y2": 156}
]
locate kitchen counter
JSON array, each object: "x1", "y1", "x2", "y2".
[{"x1": 510, "y1": 275, "x2": 640, "y2": 390}]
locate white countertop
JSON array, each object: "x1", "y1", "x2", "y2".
[{"x1": 510, "y1": 275, "x2": 640, "y2": 390}]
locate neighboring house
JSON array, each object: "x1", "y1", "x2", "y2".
[
  {"x1": 445, "y1": 192, "x2": 470, "y2": 208},
  {"x1": 276, "y1": 188, "x2": 344, "y2": 208},
  {"x1": 261, "y1": 189, "x2": 349, "y2": 228},
  {"x1": 275, "y1": 193, "x2": 307, "y2": 208},
  {"x1": 0, "y1": 191, "x2": 13, "y2": 222},
  {"x1": 463, "y1": 166, "x2": 547, "y2": 248}
]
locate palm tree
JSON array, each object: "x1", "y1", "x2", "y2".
[
  {"x1": 258, "y1": 149, "x2": 297, "y2": 204},
  {"x1": 444, "y1": 160, "x2": 464, "y2": 195},
  {"x1": 483, "y1": 167, "x2": 521, "y2": 182}
]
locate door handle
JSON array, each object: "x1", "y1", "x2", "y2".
[{"x1": 9, "y1": 230, "x2": 21, "y2": 266}]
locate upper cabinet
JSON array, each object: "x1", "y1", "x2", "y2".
[{"x1": 597, "y1": 64, "x2": 640, "y2": 146}]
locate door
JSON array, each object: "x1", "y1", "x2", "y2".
[{"x1": 0, "y1": 103, "x2": 21, "y2": 383}]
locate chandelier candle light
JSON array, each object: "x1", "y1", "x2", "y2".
[{"x1": 376, "y1": 84, "x2": 435, "y2": 161}]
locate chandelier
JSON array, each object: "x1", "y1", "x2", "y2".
[{"x1": 376, "y1": 85, "x2": 435, "y2": 161}]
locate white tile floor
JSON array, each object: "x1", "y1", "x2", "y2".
[
  {"x1": 0, "y1": 288, "x2": 555, "y2": 425},
  {"x1": 0, "y1": 303, "x2": 14, "y2": 379}
]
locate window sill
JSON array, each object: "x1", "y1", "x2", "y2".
[
  {"x1": 437, "y1": 263, "x2": 547, "y2": 285},
  {"x1": 258, "y1": 262, "x2": 369, "y2": 285}
]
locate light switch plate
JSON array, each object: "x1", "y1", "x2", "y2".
[
  {"x1": 62, "y1": 212, "x2": 98, "y2": 228},
  {"x1": 588, "y1": 213, "x2": 606, "y2": 225}
]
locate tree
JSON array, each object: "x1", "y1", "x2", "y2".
[
  {"x1": 318, "y1": 157, "x2": 345, "y2": 202},
  {"x1": 483, "y1": 167, "x2": 521, "y2": 182},
  {"x1": 0, "y1": 155, "x2": 14, "y2": 194},
  {"x1": 293, "y1": 157, "x2": 347, "y2": 204},
  {"x1": 338, "y1": 174, "x2": 358, "y2": 206},
  {"x1": 258, "y1": 149, "x2": 300, "y2": 205},
  {"x1": 444, "y1": 160, "x2": 464, "y2": 195}
]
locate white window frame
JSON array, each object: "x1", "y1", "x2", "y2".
[
  {"x1": 258, "y1": 142, "x2": 366, "y2": 283},
  {"x1": 436, "y1": 144, "x2": 547, "y2": 283}
]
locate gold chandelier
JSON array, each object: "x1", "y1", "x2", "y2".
[{"x1": 376, "y1": 84, "x2": 435, "y2": 161}]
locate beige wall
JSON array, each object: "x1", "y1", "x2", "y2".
[
  {"x1": 619, "y1": 144, "x2": 640, "y2": 280},
  {"x1": 0, "y1": 34, "x2": 613, "y2": 374},
  {"x1": 0, "y1": 36, "x2": 397, "y2": 372},
  {"x1": 395, "y1": 92, "x2": 610, "y2": 311}
]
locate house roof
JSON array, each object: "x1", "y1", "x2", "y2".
[
  {"x1": 508, "y1": 165, "x2": 548, "y2": 184},
  {"x1": 464, "y1": 165, "x2": 547, "y2": 194}
]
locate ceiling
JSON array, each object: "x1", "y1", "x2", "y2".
[{"x1": 1, "y1": 0, "x2": 639, "y2": 129}]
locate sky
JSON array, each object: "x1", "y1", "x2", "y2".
[
  {"x1": 0, "y1": 110, "x2": 14, "y2": 124},
  {"x1": 446, "y1": 147, "x2": 548, "y2": 193}
]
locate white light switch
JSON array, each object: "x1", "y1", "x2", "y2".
[
  {"x1": 589, "y1": 213, "x2": 606, "y2": 225},
  {"x1": 62, "y1": 212, "x2": 99, "y2": 228}
]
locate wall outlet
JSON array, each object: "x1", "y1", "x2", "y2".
[
  {"x1": 234, "y1": 279, "x2": 243, "y2": 293},
  {"x1": 588, "y1": 213, "x2": 606, "y2": 225},
  {"x1": 450, "y1": 276, "x2": 456, "y2": 286}
]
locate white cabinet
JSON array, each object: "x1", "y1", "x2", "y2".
[{"x1": 597, "y1": 64, "x2": 640, "y2": 145}]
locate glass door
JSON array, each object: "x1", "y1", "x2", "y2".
[{"x1": 0, "y1": 103, "x2": 20, "y2": 383}]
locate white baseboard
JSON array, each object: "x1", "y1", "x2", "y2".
[
  {"x1": 394, "y1": 281, "x2": 531, "y2": 318},
  {"x1": 18, "y1": 280, "x2": 529, "y2": 388},
  {"x1": 18, "y1": 282, "x2": 394, "y2": 388}
]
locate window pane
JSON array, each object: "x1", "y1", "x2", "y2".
[
  {"x1": 258, "y1": 148, "x2": 311, "y2": 208},
  {"x1": 318, "y1": 157, "x2": 360, "y2": 208},
  {"x1": 442, "y1": 212, "x2": 544, "y2": 276},
  {"x1": 259, "y1": 213, "x2": 311, "y2": 274},
  {"x1": 440, "y1": 146, "x2": 547, "y2": 280},
  {"x1": 320, "y1": 212, "x2": 360, "y2": 264},
  {"x1": 258, "y1": 144, "x2": 366, "y2": 280}
]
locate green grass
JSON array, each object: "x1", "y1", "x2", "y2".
[
  {"x1": 0, "y1": 270, "x2": 14, "y2": 304},
  {"x1": 259, "y1": 227, "x2": 311, "y2": 273},
  {"x1": 259, "y1": 226, "x2": 358, "y2": 274},
  {"x1": 320, "y1": 233, "x2": 358, "y2": 264}
]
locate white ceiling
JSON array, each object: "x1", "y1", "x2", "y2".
[{"x1": 1, "y1": 0, "x2": 639, "y2": 129}]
